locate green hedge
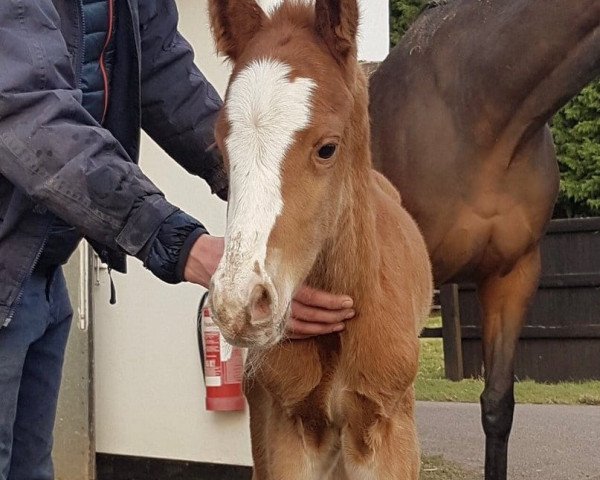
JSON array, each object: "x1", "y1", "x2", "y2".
[
  {"x1": 551, "y1": 81, "x2": 600, "y2": 217},
  {"x1": 389, "y1": 0, "x2": 600, "y2": 218},
  {"x1": 389, "y1": 0, "x2": 425, "y2": 47}
]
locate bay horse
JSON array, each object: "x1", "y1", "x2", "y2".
[
  {"x1": 369, "y1": 1, "x2": 600, "y2": 479},
  {"x1": 206, "y1": 0, "x2": 432, "y2": 478}
]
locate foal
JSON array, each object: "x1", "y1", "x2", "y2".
[{"x1": 207, "y1": 1, "x2": 432, "y2": 478}]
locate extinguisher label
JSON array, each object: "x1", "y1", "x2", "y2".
[
  {"x1": 222, "y1": 348, "x2": 244, "y2": 384},
  {"x1": 201, "y1": 305, "x2": 245, "y2": 386},
  {"x1": 203, "y1": 323, "x2": 223, "y2": 387},
  {"x1": 220, "y1": 334, "x2": 233, "y2": 362}
]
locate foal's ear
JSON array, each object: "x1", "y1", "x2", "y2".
[
  {"x1": 209, "y1": 0, "x2": 267, "y2": 61},
  {"x1": 315, "y1": 0, "x2": 359, "y2": 63}
]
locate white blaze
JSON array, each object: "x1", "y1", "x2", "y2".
[{"x1": 218, "y1": 59, "x2": 315, "y2": 301}]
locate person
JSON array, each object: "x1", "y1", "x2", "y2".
[{"x1": 0, "y1": 1, "x2": 355, "y2": 479}]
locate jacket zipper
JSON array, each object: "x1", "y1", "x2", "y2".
[
  {"x1": 99, "y1": 0, "x2": 115, "y2": 124},
  {"x1": 76, "y1": 0, "x2": 86, "y2": 88},
  {"x1": 4, "y1": 229, "x2": 50, "y2": 326}
]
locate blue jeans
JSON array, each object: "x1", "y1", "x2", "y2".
[{"x1": 0, "y1": 267, "x2": 72, "y2": 480}]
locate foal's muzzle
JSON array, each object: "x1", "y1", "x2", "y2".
[{"x1": 208, "y1": 273, "x2": 285, "y2": 348}]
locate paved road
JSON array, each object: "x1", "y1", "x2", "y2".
[{"x1": 416, "y1": 402, "x2": 600, "y2": 479}]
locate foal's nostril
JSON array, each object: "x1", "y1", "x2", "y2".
[{"x1": 249, "y1": 283, "x2": 273, "y2": 321}]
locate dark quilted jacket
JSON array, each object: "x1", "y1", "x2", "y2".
[
  {"x1": 0, "y1": 0, "x2": 227, "y2": 326},
  {"x1": 80, "y1": 0, "x2": 117, "y2": 124}
]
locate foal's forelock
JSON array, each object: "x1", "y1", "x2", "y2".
[
  {"x1": 222, "y1": 59, "x2": 315, "y2": 287},
  {"x1": 259, "y1": 0, "x2": 315, "y2": 15}
]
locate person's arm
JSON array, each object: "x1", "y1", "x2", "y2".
[
  {"x1": 0, "y1": 0, "x2": 203, "y2": 282},
  {"x1": 138, "y1": 0, "x2": 228, "y2": 200}
]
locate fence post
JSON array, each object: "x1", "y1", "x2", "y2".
[{"x1": 440, "y1": 284, "x2": 464, "y2": 381}]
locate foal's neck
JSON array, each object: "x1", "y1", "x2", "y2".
[{"x1": 307, "y1": 72, "x2": 380, "y2": 306}]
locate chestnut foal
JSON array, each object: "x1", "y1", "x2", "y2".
[{"x1": 207, "y1": 1, "x2": 432, "y2": 478}]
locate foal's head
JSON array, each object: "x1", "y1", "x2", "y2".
[{"x1": 208, "y1": 0, "x2": 364, "y2": 348}]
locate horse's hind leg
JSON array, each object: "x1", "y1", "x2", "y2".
[{"x1": 477, "y1": 248, "x2": 541, "y2": 480}]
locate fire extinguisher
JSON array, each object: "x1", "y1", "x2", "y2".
[{"x1": 197, "y1": 292, "x2": 246, "y2": 411}]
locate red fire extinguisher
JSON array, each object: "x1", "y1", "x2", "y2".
[{"x1": 197, "y1": 292, "x2": 246, "y2": 411}]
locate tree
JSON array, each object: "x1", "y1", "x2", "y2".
[
  {"x1": 389, "y1": 0, "x2": 426, "y2": 47},
  {"x1": 389, "y1": 0, "x2": 600, "y2": 217},
  {"x1": 551, "y1": 81, "x2": 600, "y2": 218}
]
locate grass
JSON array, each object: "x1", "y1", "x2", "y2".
[
  {"x1": 416, "y1": 317, "x2": 600, "y2": 405},
  {"x1": 420, "y1": 456, "x2": 480, "y2": 480}
]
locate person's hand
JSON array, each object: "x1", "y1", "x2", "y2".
[
  {"x1": 184, "y1": 234, "x2": 224, "y2": 288},
  {"x1": 286, "y1": 286, "x2": 354, "y2": 339},
  {"x1": 184, "y1": 235, "x2": 354, "y2": 337}
]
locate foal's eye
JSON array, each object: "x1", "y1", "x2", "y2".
[{"x1": 317, "y1": 143, "x2": 337, "y2": 160}]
